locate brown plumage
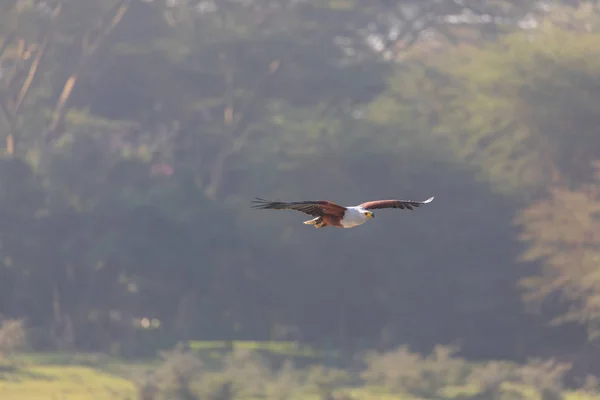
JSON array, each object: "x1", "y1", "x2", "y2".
[
  {"x1": 252, "y1": 196, "x2": 434, "y2": 229},
  {"x1": 359, "y1": 198, "x2": 433, "y2": 211}
]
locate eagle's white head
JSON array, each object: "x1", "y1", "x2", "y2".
[{"x1": 354, "y1": 206, "x2": 374, "y2": 219}]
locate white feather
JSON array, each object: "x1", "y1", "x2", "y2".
[{"x1": 340, "y1": 206, "x2": 371, "y2": 228}]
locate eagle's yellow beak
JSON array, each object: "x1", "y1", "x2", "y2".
[{"x1": 366, "y1": 211, "x2": 374, "y2": 219}]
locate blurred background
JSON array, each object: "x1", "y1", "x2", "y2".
[{"x1": 0, "y1": 0, "x2": 600, "y2": 399}]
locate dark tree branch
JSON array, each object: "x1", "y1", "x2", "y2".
[
  {"x1": 14, "y1": 19, "x2": 57, "y2": 115},
  {"x1": 46, "y1": 0, "x2": 132, "y2": 143},
  {"x1": 0, "y1": 3, "x2": 62, "y2": 155}
]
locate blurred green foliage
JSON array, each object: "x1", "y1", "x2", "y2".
[{"x1": 0, "y1": 0, "x2": 599, "y2": 387}]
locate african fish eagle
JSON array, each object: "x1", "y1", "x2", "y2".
[{"x1": 252, "y1": 196, "x2": 434, "y2": 228}]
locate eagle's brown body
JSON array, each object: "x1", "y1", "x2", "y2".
[{"x1": 252, "y1": 196, "x2": 434, "y2": 229}]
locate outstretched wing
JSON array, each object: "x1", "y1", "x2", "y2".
[
  {"x1": 251, "y1": 198, "x2": 347, "y2": 217},
  {"x1": 359, "y1": 196, "x2": 434, "y2": 211}
]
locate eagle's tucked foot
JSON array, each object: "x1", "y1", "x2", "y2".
[{"x1": 304, "y1": 217, "x2": 325, "y2": 228}]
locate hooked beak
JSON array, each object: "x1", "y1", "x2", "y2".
[{"x1": 367, "y1": 212, "x2": 374, "y2": 219}]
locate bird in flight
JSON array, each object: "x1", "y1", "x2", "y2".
[{"x1": 252, "y1": 196, "x2": 434, "y2": 228}]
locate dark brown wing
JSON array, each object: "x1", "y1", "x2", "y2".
[
  {"x1": 359, "y1": 196, "x2": 434, "y2": 211},
  {"x1": 251, "y1": 198, "x2": 347, "y2": 217}
]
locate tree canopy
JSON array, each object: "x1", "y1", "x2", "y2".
[{"x1": 0, "y1": 0, "x2": 599, "y2": 375}]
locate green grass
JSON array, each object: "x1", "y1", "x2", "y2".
[
  {"x1": 0, "y1": 364, "x2": 135, "y2": 400},
  {"x1": 1, "y1": 350, "x2": 600, "y2": 400},
  {"x1": 0, "y1": 354, "x2": 406, "y2": 400},
  {"x1": 188, "y1": 340, "x2": 333, "y2": 358}
]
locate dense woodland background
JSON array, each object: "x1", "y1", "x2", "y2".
[{"x1": 2, "y1": 0, "x2": 600, "y2": 396}]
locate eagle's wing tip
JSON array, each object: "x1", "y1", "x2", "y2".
[
  {"x1": 424, "y1": 196, "x2": 434, "y2": 203},
  {"x1": 251, "y1": 197, "x2": 269, "y2": 208}
]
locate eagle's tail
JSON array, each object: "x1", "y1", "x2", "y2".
[{"x1": 303, "y1": 216, "x2": 325, "y2": 228}]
